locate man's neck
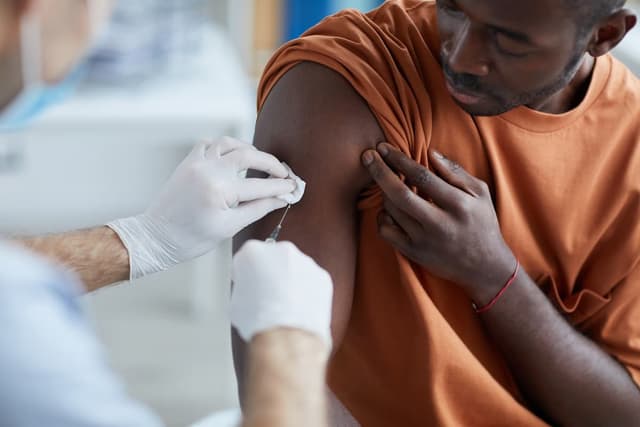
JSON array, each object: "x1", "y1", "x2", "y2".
[{"x1": 528, "y1": 55, "x2": 596, "y2": 115}]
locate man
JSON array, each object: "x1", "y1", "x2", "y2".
[
  {"x1": 0, "y1": 1, "x2": 335, "y2": 426},
  {"x1": 234, "y1": 0, "x2": 640, "y2": 425}
]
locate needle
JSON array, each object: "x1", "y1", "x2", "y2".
[{"x1": 265, "y1": 204, "x2": 291, "y2": 243}]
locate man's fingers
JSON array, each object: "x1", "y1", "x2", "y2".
[
  {"x1": 377, "y1": 143, "x2": 464, "y2": 211},
  {"x1": 383, "y1": 198, "x2": 422, "y2": 237},
  {"x1": 362, "y1": 149, "x2": 432, "y2": 220},
  {"x1": 428, "y1": 150, "x2": 485, "y2": 197},
  {"x1": 223, "y1": 149, "x2": 289, "y2": 178},
  {"x1": 234, "y1": 178, "x2": 296, "y2": 203},
  {"x1": 230, "y1": 198, "x2": 289, "y2": 234},
  {"x1": 377, "y1": 211, "x2": 413, "y2": 252}
]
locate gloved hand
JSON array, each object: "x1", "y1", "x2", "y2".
[
  {"x1": 108, "y1": 137, "x2": 298, "y2": 280},
  {"x1": 231, "y1": 240, "x2": 334, "y2": 349}
]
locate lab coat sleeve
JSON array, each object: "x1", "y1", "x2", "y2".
[{"x1": 0, "y1": 243, "x2": 163, "y2": 427}]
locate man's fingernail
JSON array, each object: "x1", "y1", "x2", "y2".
[
  {"x1": 362, "y1": 150, "x2": 375, "y2": 166},
  {"x1": 378, "y1": 143, "x2": 390, "y2": 157},
  {"x1": 432, "y1": 150, "x2": 444, "y2": 160}
]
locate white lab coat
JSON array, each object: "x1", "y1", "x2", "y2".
[{"x1": 0, "y1": 241, "x2": 164, "y2": 427}]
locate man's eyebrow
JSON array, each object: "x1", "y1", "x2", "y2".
[{"x1": 487, "y1": 24, "x2": 533, "y2": 44}]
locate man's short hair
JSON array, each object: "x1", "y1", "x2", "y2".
[{"x1": 566, "y1": 0, "x2": 626, "y2": 33}]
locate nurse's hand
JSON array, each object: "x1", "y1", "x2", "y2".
[
  {"x1": 231, "y1": 240, "x2": 334, "y2": 349},
  {"x1": 108, "y1": 137, "x2": 297, "y2": 280}
]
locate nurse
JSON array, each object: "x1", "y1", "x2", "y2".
[{"x1": 0, "y1": 1, "x2": 335, "y2": 426}]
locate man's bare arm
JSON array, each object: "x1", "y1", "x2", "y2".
[
  {"x1": 233, "y1": 62, "x2": 384, "y2": 398},
  {"x1": 243, "y1": 328, "x2": 329, "y2": 427},
  {"x1": 14, "y1": 227, "x2": 130, "y2": 293}
]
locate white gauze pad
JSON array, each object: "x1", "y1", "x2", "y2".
[{"x1": 277, "y1": 162, "x2": 306, "y2": 204}]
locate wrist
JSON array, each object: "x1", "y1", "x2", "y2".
[
  {"x1": 252, "y1": 328, "x2": 330, "y2": 362},
  {"x1": 244, "y1": 328, "x2": 329, "y2": 427},
  {"x1": 101, "y1": 226, "x2": 131, "y2": 282},
  {"x1": 466, "y1": 250, "x2": 518, "y2": 307},
  {"x1": 107, "y1": 214, "x2": 180, "y2": 280},
  {"x1": 232, "y1": 315, "x2": 333, "y2": 351}
]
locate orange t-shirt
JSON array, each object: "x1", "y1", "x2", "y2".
[{"x1": 258, "y1": 1, "x2": 640, "y2": 425}]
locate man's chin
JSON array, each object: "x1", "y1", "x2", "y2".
[{"x1": 452, "y1": 98, "x2": 515, "y2": 117}]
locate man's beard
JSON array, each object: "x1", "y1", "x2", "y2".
[{"x1": 441, "y1": 49, "x2": 587, "y2": 116}]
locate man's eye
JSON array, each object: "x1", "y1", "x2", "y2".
[
  {"x1": 498, "y1": 49, "x2": 529, "y2": 58},
  {"x1": 493, "y1": 33, "x2": 530, "y2": 58},
  {"x1": 438, "y1": 0, "x2": 462, "y2": 14}
]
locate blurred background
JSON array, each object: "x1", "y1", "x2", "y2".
[{"x1": 0, "y1": 1, "x2": 638, "y2": 426}]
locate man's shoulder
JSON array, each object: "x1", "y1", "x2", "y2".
[
  {"x1": 602, "y1": 55, "x2": 640, "y2": 115},
  {"x1": 317, "y1": 0, "x2": 438, "y2": 44},
  {"x1": 255, "y1": 61, "x2": 384, "y2": 184},
  {"x1": 258, "y1": 1, "x2": 441, "y2": 148},
  {"x1": 260, "y1": 0, "x2": 439, "y2": 100},
  {"x1": 365, "y1": 0, "x2": 437, "y2": 28}
]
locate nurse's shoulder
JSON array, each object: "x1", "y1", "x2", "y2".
[{"x1": 0, "y1": 240, "x2": 83, "y2": 311}]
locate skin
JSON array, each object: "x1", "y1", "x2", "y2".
[
  {"x1": 234, "y1": 0, "x2": 638, "y2": 425},
  {"x1": 242, "y1": 328, "x2": 329, "y2": 427},
  {"x1": 437, "y1": 0, "x2": 636, "y2": 115},
  {"x1": 233, "y1": 62, "x2": 384, "y2": 406},
  {"x1": 15, "y1": 228, "x2": 130, "y2": 292},
  {"x1": 362, "y1": 145, "x2": 640, "y2": 426},
  {"x1": 2, "y1": 3, "x2": 331, "y2": 426}
]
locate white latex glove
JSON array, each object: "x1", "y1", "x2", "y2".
[
  {"x1": 108, "y1": 137, "x2": 300, "y2": 280},
  {"x1": 231, "y1": 240, "x2": 334, "y2": 349}
]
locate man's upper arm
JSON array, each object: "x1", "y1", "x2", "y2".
[{"x1": 232, "y1": 62, "x2": 384, "y2": 391}]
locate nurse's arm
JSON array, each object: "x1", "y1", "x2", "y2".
[
  {"x1": 13, "y1": 226, "x2": 130, "y2": 292},
  {"x1": 242, "y1": 328, "x2": 329, "y2": 427}
]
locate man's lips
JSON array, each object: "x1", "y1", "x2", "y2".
[{"x1": 445, "y1": 79, "x2": 484, "y2": 105}]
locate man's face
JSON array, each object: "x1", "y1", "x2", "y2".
[{"x1": 436, "y1": 0, "x2": 589, "y2": 116}]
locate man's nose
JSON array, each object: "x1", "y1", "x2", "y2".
[{"x1": 446, "y1": 21, "x2": 490, "y2": 77}]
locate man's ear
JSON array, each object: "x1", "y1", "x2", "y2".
[{"x1": 588, "y1": 9, "x2": 637, "y2": 57}]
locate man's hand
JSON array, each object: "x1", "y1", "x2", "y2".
[
  {"x1": 362, "y1": 143, "x2": 640, "y2": 426},
  {"x1": 362, "y1": 143, "x2": 517, "y2": 305},
  {"x1": 109, "y1": 137, "x2": 298, "y2": 280}
]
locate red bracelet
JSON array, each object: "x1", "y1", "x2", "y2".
[{"x1": 472, "y1": 260, "x2": 520, "y2": 314}]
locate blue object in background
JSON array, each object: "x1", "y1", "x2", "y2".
[
  {"x1": 285, "y1": 0, "x2": 383, "y2": 40},
  {"x1": 285, "y1": 0, "x2": 330, "y2": 41}
]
